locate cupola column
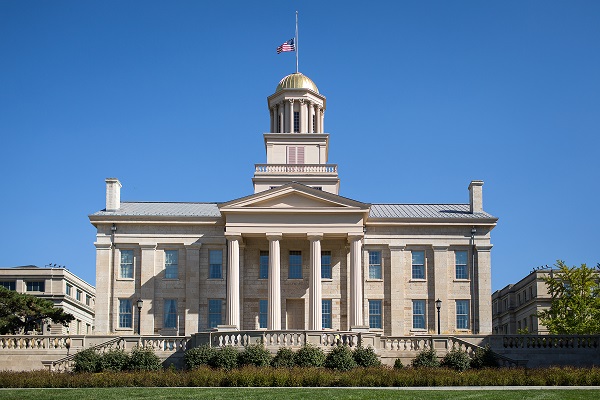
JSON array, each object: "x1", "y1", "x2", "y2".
[
  {"x1": 277, "y1": 102, "x2": 284, "y2": 133},
  {"x1": 269, "y1": 108, "x2": 274, "y2": 133},
  {"x1": 299, "y1": 99, "x2": 307, "y2": 133},
  {"x1": 287, "y1": 99, "x2": 294, "y2": 133},
  {"x1": 308, "y1": 102, "x2": 314, "y2": 133},
  {"x1": 321, "y1": 109, "x2": 325, "y2": 133}
]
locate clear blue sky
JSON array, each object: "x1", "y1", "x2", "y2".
[{"x1": 1, "y1": 1, "x2": 598, "y2": 291}]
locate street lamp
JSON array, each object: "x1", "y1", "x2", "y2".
[
  {"x1": 435, "y1": 299, "x2": 442, "y2": 335},
  {"x1": 136, "y1": 298, "x2": 143, "y2": 335}
]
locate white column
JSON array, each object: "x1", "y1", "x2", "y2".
[
  {"x1": 299, "y1": 100, "x2": 307, "y2": 133},
  {"x1": 226, "y1": 235, "x2": 241, "y2": 329},
  {"x1": 278, "y1": 103, "x2": 284, "y2": 133},
  {"x1": 267, "y1": 233, "x2": 282, "y2": 330},
  {"x1": 321, "y1": 109, "x2": 325, "y2": 133},
  {"x1": 269, "y1": 108, "x2": 274, "y2": 133},
  {"x1": 288, "y1": 99, "x2": 294, "y2": 133},
  {"x1": 308, "y1": 233, "x2": 323, "y2": 330},
  {"x1": 349, "y1": 235, "x2": 364, "y2": 328},
  {"x1": 308, "y1": 102, "x2": 314, "y2": 133}
]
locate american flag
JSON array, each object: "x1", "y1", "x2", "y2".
[{"x1": 276, "y1": 38, "x2": 295, "y2": 54}]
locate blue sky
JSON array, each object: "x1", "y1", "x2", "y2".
[{"x1": 1, "y1": 1, "x2": 598, "y2": 291}]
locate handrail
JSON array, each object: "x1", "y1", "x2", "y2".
[{"x1": 50, "y1": 337, "x2": 123, "y2": 372}]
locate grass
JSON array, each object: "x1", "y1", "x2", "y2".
[{"x1": 0, "y1": 388, "x2": 599, "y2": 400}]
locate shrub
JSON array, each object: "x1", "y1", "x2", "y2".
[
  {"x1": 238, "y1": 344, "x2": 272, "y2": 367},
  {"x1": 441, "y1": 347, "x2": 471, "y2": 372},
  {"x1": 185, "y1": 345, "x2": 217, "y2": 370},
  {"x1": 128, "y1": 346, "x2": 162, "y2": 371},
  {"x1": 470, "y1": 344, "x2": 498, "y2": 369},
  {"x1": 324, "y1": 345, "x2": 357, "y2": 371},
  {"x1": 393, "y1": 358, "x2": 404, "y2": 369},
  {"x1": 99, "y1": 348, "x2": 129, "y2": 372},
  {"x1": 73, "y1": 348, "x2": 100, "y2": 373},
  {"x1": 411, "y1": 348, "x2": 440, "y2": 368},
  {"x1": 353, "y1": 346, "x2": 381, "y2": 368},
  {"x1": 294, "y1": 343, "x2": 325, "y2": 367},
  {"x1": 271, "y1": 347, "x2": 296, "y2": 368},
  {"x1": 209, "y1": 346, "x2": 239, "y2": 370}
]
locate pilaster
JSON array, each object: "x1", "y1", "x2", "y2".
[
  {"x1": 94, "y1": 242, "x2": 112, "y2": 334},
  {"x1": 389, "y1": 245, "x2": 406, "y2": 335},
  {"x1": 185, "y1": 243, "x2": 202, "y2": 335},
  {"x1": 433, "y1": 246, "x2": 449, "y2": 334},
  {"x1": 140, "y1": 244, "x2": 156, "y2": 335},
  {"x1": 348, "y1": 234, "x2": 364, "y2": 328},
  {"x1": 475, "y1": 245, "x2": 493, "y2": 334}
]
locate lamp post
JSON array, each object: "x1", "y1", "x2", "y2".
[
  {"x1": 136, "y1": 298, "x2": 143, "y2": 335},
  {"x1": 435, "y1": 299, "x2": 442, "y2": 335}
]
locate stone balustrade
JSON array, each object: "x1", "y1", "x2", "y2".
[
  {"x1": 501, "y1": 335, "x2": 600, "y2": 349},
  {"x1": 254, "y1": 164, "x2": 337, "y2": 174}
]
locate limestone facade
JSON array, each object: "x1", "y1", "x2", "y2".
[{"x1": 90, "y1": 72, "x2": 498, "y2": 337}]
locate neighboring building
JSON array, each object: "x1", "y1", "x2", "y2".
[
  {"x1": 0, "y1": 266, "x2": 95, "y2": 334},
  {"x1": 492, "y1": 269, "x2": 553, "y2": 334},
  {"x1": 90, "y1": 72, "x2": 498, "y2": 337}
]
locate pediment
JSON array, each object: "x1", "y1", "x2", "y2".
[{"x1": 248, "y1": 192, "x2": 345, "y2": 208}]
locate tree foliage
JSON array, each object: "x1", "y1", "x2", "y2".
[
  {"x1": 0, "y1": 287, "x2": 74, "y2": 334},
  {"x1": 537, "y1": 261, "x2": 600, "y2": 334}
]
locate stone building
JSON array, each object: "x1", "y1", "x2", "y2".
[
  {"x1": 0, "y1": 266, "x2": 95, "y2": 335},
  {"x1": 90, "y1": 72, "x2": 498, "y2": 337}
]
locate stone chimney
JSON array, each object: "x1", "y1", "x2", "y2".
[
  {"x1": 468, "y1": 180, "x2": 484, "y2": 213},
  {"x1": 105, "y1": 178, "x2": 122, "y2": 211}
]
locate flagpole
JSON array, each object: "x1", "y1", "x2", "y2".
[{"x1": 295, "y1": 11, "x2": 299, "y2": 73}]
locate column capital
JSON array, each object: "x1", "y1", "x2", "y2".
[
  {"x1": 288, "y1": 98, "x2": 295, "y2": 104},
  {"x1": 307, "y1": 233, "x2": 323, "y2": 241},
  {"x1": 185, "y1": 242, "x2": 203, "y2": 249},
  {"x1": 475, "y1": 245, "x2": 493, "y2": 252},
  {"x1": 266, "y1": 233, "x2": 283, "y2": 241},
  {"x1": 225, "y1": 233, "x2": 243, "y2": 242},
  {"x1": 94, "y1": 242, "x2": 112, "y2": 250},
  {"x1": 347, "y1": 234, "x2": 364, "y2": 243}
]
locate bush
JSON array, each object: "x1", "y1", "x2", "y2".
[
  {"x1": 294, "y1": 344, "x2": 325, "y2": 368},
  {"x1": 73, "y1": 348, "x2": 100, "y2": 373},
  {"x1": 128, "y1": 346, "x2": 162, "y2": 371},
  {"x1": 238, "y1": 344, "x2": 272, "y2": 367},
  {"x1": 411, "y1": 348, "x2": 440, "y2": 368},
  {"x1": 441, "y1": 347, "x2": 471, "y2": 372},
  {"x1": 353, "y1": 346, "x2": 381, "y2": 368},
  {"x1": 470, "y1": 344, "x2": 498, "y2": 369},
  {"x1": 99, "y1": 348, "x2": 129, "y2": 372},
  {"x1": 271, "y1": 347, "x2": 296, "y2": 368},
  {"x1": 393, "y1": 358, "x2": 404, "y2": 369},
  {"x1": 324, "y1": 345, "x2": 357, "y2": 371},
  {"x1": 185, "y1": 345, "x2": 217, "y2": 370},
  {"x1": 209, "y1": 346, "x2": 239, "y2": 370}
]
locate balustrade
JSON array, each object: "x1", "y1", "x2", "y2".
[{"x1": 254, "y1": 164, "x2": 337, "y2": 174}]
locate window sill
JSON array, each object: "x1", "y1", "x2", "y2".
[
  {"x1": 286, "y1": 278, "x2": 304, "y2": 281},
  {"x1": 366, "y1": 278, "x2": 383, "y2": 282},
  {"x1": 410, "y1": 329, "x2": 428, "y2": 334},
  {"x1": 453, "y1": 279, "x2": 471, "y2": 283},
  {"x1": 321, "y1": 278, "x2": 333, "y2": 282},
  {"x1": 115, "y1": 328, "x2": 133, "y2": 332},
  {"x1": 117, "y1": 278, "x2": 134, "y2": 282},
  {"x1": 163, "y1": 278, "x2": 180, "y2": 281},
  {"x1": 409, "y1": 279, "x2": 427, "y2": 283},
  {"x1": 207, "y1": 278, "x2": 224, "y2": 281}
]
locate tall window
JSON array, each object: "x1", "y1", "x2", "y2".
[
  {"x1": 412, "y1": 300, "x2": 426, "y2": 329},
  {"x1": 455, "y1": 250, "x2": 468, "y2": 279},
  {"x1": 411, "y1": 251, "x2": 425, "y2": 280},
  {"x1": 259, "y1": 251, "x2": 269, "y2": 279},
  {"x1": 293, "y1": 111, "x2": 300, "y2": 132},
  {"x1": 369, "y1": 300, "x2": 382, "y2": 329},
  {"x1": 322, "y1": 299, "x2": 332, "y2": 329},
  {"x1": 66, "y1": 283, "x2": 72, "y2": 296},
  {"x1": 26, "y1": 281, "x2": 44, "y2": 292},
  {"x1": 76, "y1": 290, "x2": 82, "y2": 301},
  {"x1": 165, "y1": 250, "x2": 179, "y2": 279},
  {"x1": 456, "y1": 300, "x2": 470, "y2": 330},
  {"x1": 208, "y1": 299, "x2": 222, "y2": 328},
  {"x1": 259, "y1": 300, "x2": 268, "y2": 328},
  {"x1": 321, "y1": 251, "x2": 332, "y2": 279},
  {"x1": 120, "y1": 250, "x2": 134, "y2": 279},
  {"x1": 119, "y1": 299, "x2": 132, "y2": 328},
  {"x1": 209, "y1": 250, "x2": 223, "y2": 279},
  {"x1": 312, "y1": 114, "x2": 316, "y2": 132},
  {"x1": 86, "y1": 294, "x2": 91, "y2": 306},
  {"x1": 0, "y1": 281, "x2": 15, "y2": 291},
  {"x1": 277, "y1": 115, "x2": 282, "y2": 132},
  {"x1": 368, "y1": 251, "x2": 382, "y2": 279},
  {"x1": 289, "y1": 251, "x2": 302, "y2": 279},
  {"x1": 164, "y1": 299, "x2": 177, "y2": 329}
]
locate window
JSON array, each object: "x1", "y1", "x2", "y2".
[
  {"x1": 76, "y1": 290, "x2": 82, "y2": 301},
  {"x1": 322, "y1": 299, "x2": 332, "y2": 329},
  {"x1": 119, "y1": 299, "x2": 132, "y2": 328},
  {"x1": 289, "y1": 251, "x2": 302, "y2": 279},
  {"x1": 86, "y1": 294, "x2": 91, "y2": 306},
  {"x1": 321, "y1": 251, "x2": 332, "y2": 279},
  {"x1": 411, "y1": 251, "x2": 425, "y2": 279},
  {"x1": 165, "y1": 250, "x2": 179, "y2": 279},
  {"x1": 277, "y1": 115, "x2": 282, "y2": 132},
  {"x1": 120, "y1": 250, "x2": 134, "y2": 279},
  {"x1": 287, "y1": 146, "x2": 305, "y2": 164},
  {"x1": 369, "y1": 300, "x2": 382, "y2": 329},
  {"x1": 209, "y1": 250, "x2": 223, "y2": 279},
  {"x1": 259, "y1": 251, "x2": 269, "y2": 279},
  {"x1": 312, "y1": 114, "x2": 315, "y2": 132},
  {"x1": 66, "y1": 283, "x2": 72, "y2": 296},
  {"x1": 0, "y1": 281, "x2": 15, "y2": 291},
  {"x1": 456, "y1": 300, "x2": 470, "y2": 330},
  {"x1": 208, "y1": 299, "x2": 222, "y2": 328},
  {"x1": 368, "y1": 251, "x2": 382, "y2": 279},
  {"x1": 259, "y1": 300, "x2": 268, "y2": 328},
  {"x1": 412, "y1": 300, "x2": 426, "y2": 330},
  {"x1": 455, "y1": 250, "x2": 468, "y2": 279},
  {"x1": 26, "y1": 281, "x2": 44, "y2": 292},
  {"x1": 524, "y1": 290, "x2": 528, "y2": 301},
  {"x1": 164, "y1": 299, "x2": 177, "y2": 329},
  {"x1": 293, "y1": 111, "x2": 299, "y2": 132}
]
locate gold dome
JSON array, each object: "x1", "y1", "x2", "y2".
[{"x1": 275, "y1": 73, "x2": 319, "y2": 93}]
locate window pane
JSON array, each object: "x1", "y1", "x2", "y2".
[
  {"x1": 164, "y1": 299, "x2": 177, "y2": 329},
  {"x1": 259, "y1": 300, "x2": 268, "y2": 328},
  {"x1": 322, "y1": 299, "x2": 332, "y2": 329},
  {"x1": 120, "y1": 250, "x2": 133, "y2": 279},
  {"x1": 165, "y1": 250, "x2": 179, "y2": 279},
  {"x1": 119, "y1": 299, "x2": 132, "y2": 328},
  {"x1": 455, "y1": 250, "x2": 468, "y2": 279},
  {"x1": 208, "y1": 299, "x2": 222, "y2": 328},
  {"x1": 456, "y1": 300, "x2": 470, "y2": 329},
  {"x1": 412, "y1": 300, "x2": 426, "y2": 329},
  {"x1": 209, "y1": 250, "x2": 223, "y2": 279},
  {"x1": 321, "y1": 251, "x2": 331, "y2": 279},
  {"x1": 368, "y1": 251, "x2": 382, "y2": 279},
  {"x1": 289, "y1": 251, "x2": 302, "y2": 279},
  {"x1": 369, "y1": 300, "x2": 382, "y2": 329},
  {"x1": 0, "y1": 281, "x2": 16, "y2": 291},
  {"x1": 259, "y1": 251, "x2": 269, "y2": 279},
  {"x1": 26, "y1": 281, "x2": 45, "y2": 292},
  {"x1": 412, "y1": 251, "x2": 425, "y2": 279}
]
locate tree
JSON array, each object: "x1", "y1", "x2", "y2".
[
  {"x1": 0, "y1": 287, "x2": 74, "y2": 334},
  {"x1": 537, "y1": 260, "x2": 600, "y2": 334}
]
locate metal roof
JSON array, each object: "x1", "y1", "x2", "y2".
[
  {"x1": 369, "y1": 204, "x2": 496, "y2": 220},
  {"x1": 91, "y1": 202, "x2": 221, "y2": 217}
]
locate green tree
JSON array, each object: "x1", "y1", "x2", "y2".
[
  {"x1": 0, "y1": 287, "x2": 74, "y2": 334},
  {"x1": 537, "y1": 261, "x2": 600, "y2": 334}
]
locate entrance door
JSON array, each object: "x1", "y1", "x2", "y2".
[{"x1": 286, "y1": 299, "x2": 305, "y2": 330}]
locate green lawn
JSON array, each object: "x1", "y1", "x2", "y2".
[{"x1": 0, "y1": 388, "x2": 599, "y2": 400}]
